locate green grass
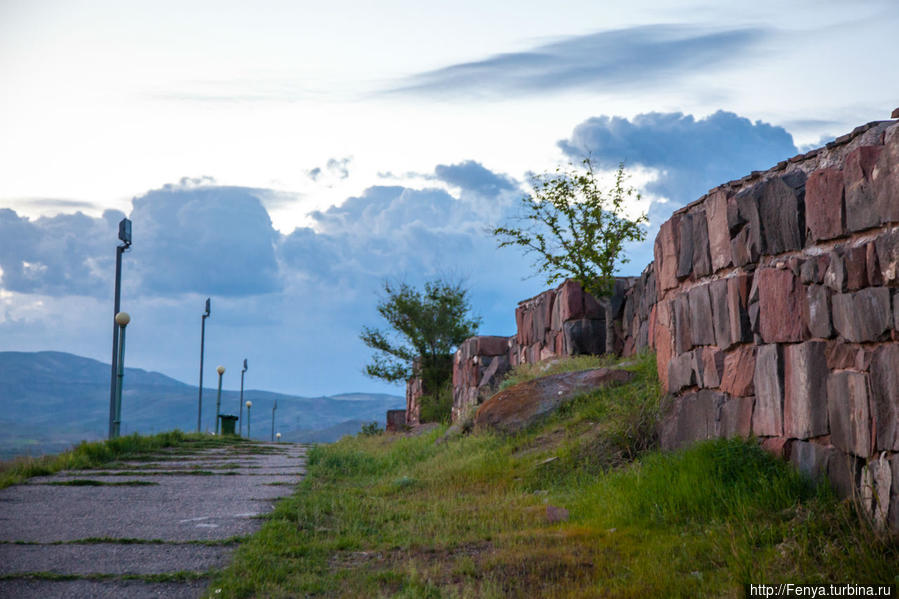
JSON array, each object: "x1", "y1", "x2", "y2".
[
  {"x1": 0, "y1": 431, "x2": 247, "y2": 489},
  {"x1": 209, "y1": 352, "x2": 898, "y2": 597}
]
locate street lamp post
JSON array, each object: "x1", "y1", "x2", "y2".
[
  {"x1": 112, "y1": 311, "x2": 131, "y2": 439},
  {"x1": 108, "y1": 218, "x2": 131, "y2": 439},
  {"x1": 245, "y1": 401, "x2": 252, "y2": 438},
  {"x1": 239, "y1": 359, "x2": 248, "y2": 435},
  {"x1": 271, "y1": 399, "x2": 277, "y2": 442},
  {"x1": 215, "y1": 365, "x2": 225, "y2": 435},
  {"x1": 197, "y1": 298, "x2": 211, "y2": 432}
]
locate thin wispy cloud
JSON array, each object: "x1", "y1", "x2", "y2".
[{"x1": 389, "y1": 24, "x2": 768, "y2": 97}]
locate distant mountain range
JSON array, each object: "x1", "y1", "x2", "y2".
[{"x1": 0, "y1": 351, "x2": 404, "y2": 458}]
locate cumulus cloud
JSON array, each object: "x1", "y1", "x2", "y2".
[
  {"x1": 558, "y1": 110, "x2": 798, "y2": 211},
  {"x1": 433, "y1": 160, "x2": 518, "y2": 198},
  {"x1": 391, "y1": 25, "x2": 767, "y2": 97}
]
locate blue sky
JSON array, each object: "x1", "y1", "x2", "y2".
[{"x1": 1, "y1": 0, "x2": 897, "y2": 396}]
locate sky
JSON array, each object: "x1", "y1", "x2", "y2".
[{"x1": 1, "y1": 0, "x2": 897, "y2": 397}]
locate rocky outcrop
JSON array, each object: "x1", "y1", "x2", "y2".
[{"x1": 474, "y1": 368, "x2": 634, "y2": 434}]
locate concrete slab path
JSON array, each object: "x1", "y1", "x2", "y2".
[{"x1": 0, "y1": 441, "x2": 306, "y2": 598}]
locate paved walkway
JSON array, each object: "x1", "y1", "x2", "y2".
[{"x1": 0, "y1": 441, "x2": 306, "y2": 598}]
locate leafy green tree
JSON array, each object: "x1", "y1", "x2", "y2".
[
  {"x1": 493, "y1": 159, "x2": 647, "y2": 298},
  {"x1": 360, "y1": 279, "x2": 481, "y2": 396}
]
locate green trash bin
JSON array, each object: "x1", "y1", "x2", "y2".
[{"x1": 219, "y1": 414, "x2": 239, "y2": 436}]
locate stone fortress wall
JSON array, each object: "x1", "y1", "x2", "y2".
[{"x1": 406, "y1": 116, "x2": 899, "y2": 529}]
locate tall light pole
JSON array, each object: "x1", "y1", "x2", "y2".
[
  {"x1": 112, "y1": 311, "x2": 131, "y2": 439},
  {"x1": 197, "y1": 298, "x2": 211, "y2": 432},
  {"x1": 215, "y1": 365, "x2": 225, "y2": 435},
  {"x1": 239, "y1": 359, "x2": 248, "y2": 435},
  {"x1": 271, "y1": 399, "x2": 277, "y2": 442},
  {"x1": 245, "y1": 401, "x2": 252, "y2": 438},
  {"x1": 108, "y1": 218, "x2": 131, "y2": 439}
]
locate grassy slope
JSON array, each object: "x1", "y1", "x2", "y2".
[{"x1": 210, "y1": 354, "x2": 899, "y2": 598}]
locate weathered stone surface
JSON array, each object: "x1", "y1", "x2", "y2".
[
  {"x1": 720, "y1": 344, "x2": 755, "y2": 397},
  {"x1": 731, "y1": 227, "x2": 758, "y2": 267},
  {"x1": 672, "y1": 293, "x2": 693, "y2": 354},
  {"x1": 698, "y1": 347, "x2": 724, "y2": 388},
  {"x1": 790, "y1": 441, "x2": 830, "y2": 480},
  {"x1": 845, "y1": 245, "x2": 868, "y2": 290},
  {"x1": 708, "y1": 280, "x2": 730, "y2": 349},
  {"x1": 726, "y1": 274, "x2": 752, "y2": 346},
  {"x1": 861, "y1": 455, "x2": 892, "y2": 529},
  {"x1": 758, "y1": 268, "x2": 805, "y2": 343},
  {"x1": 800, "y1": 258, "x2": 819, "y2": 284},
  {"x1": 719, "y1": 395, "x2": 754, "y2": 438},
  {"x1": 667, "y1": 350, "x2": 698, "y2": 393},
  {"x1": 783, "y1": 342, "x2": 828, "y2": 439},
  {"x1": 895, "y1": 292, "x2": 899, "y2": 332},
  {"x1": 827, "y1": 371, "x2": 872, "y2": 458},
  {"x1": 761, "y1": 437, "x2": 791, "y2": 459},
  {"x1": 874, "y1": 229, "x2": 899, "y2": 284},
  {"x1": 705, "y1": 190, "x2": 732, "y2": 272},
  {"x1": 867, "y1": 242, "x2": 884, "y2": 286},
  {"x1": 872, "y1": 126, "x2": 899, "y2": 225},
  {"x1": 474, "y1": 368, "x2": 634, "y2": 434},
  {"x1": 759, "y1": 176, "x2": 805, "y2": 254},
  {"x1": 825, "y1": 340, "x2": 861, "y2": 370},
  {"x1": 688, "y1": 285, "x2": 715, "y2": 347},
  {"x1": 753, "y1": 344, "x2": 784, "y2": 436},
  {"x1": 691, "y1": 210, "x2": 712, "y2": 277},
  {"x1": 660, "y1": 390, "x2": 727, "y2": 450},
  {"x1": 802, "y1": 285, "x2": 832, "y2": 339},
  {"x1": 844, "y1": 146, "x2": 883, "y2": 232},
  {"x1": 652, "y1": 302, "x2": 674, "y2": 393},
  {"x1": 869, "y1": 344, "x2": 899, "y2": 451},
  {"x1": 827, "y1": 450, "x2": 859, "y2": 499},
  {"x1": 562, "y1": 319, "x2": 606, "y2": 355},
  {"x1": 823, "y1": 251, "x2": 846, "y2": 292},
  {"x1": 831, "y1": 287, "x2": 891, "y2": 342},
  {"x1": 805, "y1": 167, "x2": 844, "y2": 241},
  {"x1": 557, "y1": 280, "x2": 586, "y2": 322},
  {"x1": 736, "y1": 184, "x2": 764, "y2": 255},
  {"x1": 677, "y1": 214, "x2": 695, "y2": 279},
  {"x1": 654, "y1": 217, "x2": 680, "y2": 292},
  {"x1": 476, "y1": 336, "x2": 511, "y2": 357}
]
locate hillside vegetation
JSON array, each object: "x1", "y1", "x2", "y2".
[{"x1": 210, "y1": 353, "x2": 898, "y2": 598}]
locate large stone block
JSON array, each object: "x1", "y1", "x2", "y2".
[
  {"x1": 660, "y1": 390, "x2": 727, "y2": 450},
  {"x1": 805, "y1": 167, "x2": 844, "y2": 241},
  {"x1": 677, "y1": 214, "x2": 695, "y2": 279},
  {"x1": 667, "y1": 350, "x2": 698, "y2": 393},
  {"x1": 709, "y1": 280, "x2": 731, "y2": 349},
  {"x1": 823, "y1": 251, "x2": 846, "y2": 293},
  {"x1": 844, "y1": 146, "x2": 883, "y2": 232},
  {"x1": 869, "y1": 344, "x2": 899, "y2": 451},
  {"x1": 753, "y1": 344, "x2": 784, "y2": 437},
  {"x1": 655, "y1": 217, "x2": 680, "y2": 292},
  {"x1": 652, "y1": 301, "x2": 674, "y2": 392},
  {"x1": 562, "y1": 318, "x2": 606, "y2": 356},
  {"x1": 758, "y1": 268, "x2": 805, "y2": 343},
  {"x1": 831, "y1": 287, "x2": 891, "y2": 342},
  {"x1": 698, "y1": 347, "x2": 724, "y2": 388},
  {"x1": 790, "y1": 440, "x2": 830, "y2": 480},
  {"x1": 726, "y1": 274, "x2": 752, "y2": 346},
  {"x1": 759, "y1": 175, "x2": 805, "y2": 255},
  {"x1": 691, "y1": 210, "x2": 712, "y2": 277},
  {"x1": 872, "y1": 126, "x2": 899, "y2": 225},
  {"x1": 866, "y1": 242, "x2": 884, "y2": 287},
  {"x1": 802, "y1": 285, "x2": 832, "y2": 339},
  {"x1": 783, "y1": 341, "x2": 828, "y2": 439},
  {"x1": 688, "y1": 285, "x2": 715, "y2": 347},
  {"x1": 476, "y1": 336, "x2": 511, "y2": 357},
  {"x1": 720, "y1": 344, "x2": 755, "y2": 397},
  {"x1": 705, "y1": 190, "x2": 732, "y2": 272},
  {"x1": 825, "y1": 340, "x2": 861, "y2": 370},
  {"x1": 874, "y1": 229, "x2": 899, "y2": 285},
  {"x1": 719, "y1": 395, "x2": 754, "y2": 439},
  {"x1": 844, "y1": 245, "x2": 868, "y2": 291},
  {"x1": 672, "y1": 293, "x2": 693, "y2": 354},
  {"x1": 827, "y1": 450, "x2": 860, "y2": 500},
  {"x1": 861, "y1": 455, "x2": 892, "y2": 530},
  {"x1": 827, "y1": 371, "x2": 872, "y2": 458},
  {"x1": 558, "y1": 280, "x2": 585, "y2": 322}
]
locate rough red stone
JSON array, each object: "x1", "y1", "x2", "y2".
[
  {"x1": 783, "y1": 341, "x2": 828, "y2": 439},
  {"x1": 654, "y1": 217, "x2": 680, "y2": 292},
  {"x1": 688, "y1": 285, "x2": 715, "y2": 347},
  {"x1": 691, "y1": 210, "x2": 712, "y2": 277},
  {"x1": 476, "y1": 336, "x2": 511, "y2": 357},
  {"x1": 874, "y1": 229, "x2": 899, "y2": 285},
  {"x1": 726, "y1": 274, "x2": 752, "y2": 346},
  {"x1": 474, "y1": 368, "x2": 634, "y2": 433},
  {"x1": 731, "y1": 227, "x2": 757, "y2": 267},
  {"x1": 699, "y1": 347, "x2": 724, "y2": 388},
  {"x1": 805, "y1": 167, "x2": 844, "y2": 241},
  {"x1": 672, "y1": 293, "x2": 693, "y2": 354},
  {"x1": 825, "y1": 340, "x2": 861, "y2": 370},
  {"x1": 844, "y1": 146, "x2": 883, "y2": 232},
  {"x1": 802, "y1": 285, "x2": 833, "y2": 339},
  {"x1": 659, "y1": 390, "x2": 727, "y2": 449},
  {"x1": 653, "y1": 301, "x2": 674, "y2": 393},
  {"x1": 872, "y1": 126, "x2": 899, "y2": 225},
  {"x1": 823, "y1": 251, "x2": 847, "y2": 292},
  {"x1": 709, "y1": 279, "x2": 731, "y2": 349},
  {"x1": 869, "y1": 344, "x2": 899, "y2": 451},
  {"x1": 705, "y1": 190, "x2": 732, "y2": 272},
  {"x1": 831, "y1": 287, "x2": 892, "y2": 342},
  {"x1": 845, "y1": 245, "x2": 868, "y2": 290},
  {"x1": 558, "y1": 280, "x2": 585, "y2": 322},
  {"x1": 866, "y1": 242, "x2": 884, "y2": 287},
  {"x1": 720, "y1": 395, "x2": 754, "y2": 438},
  {"x1": 827, "y1": 371, "x2": 872, "y2": 457},
  {"x1": 667, "y1": 350, "x2": 698, "y2": 393},
  {"x1": 761, "y1": 437, "x2": 791, "y2": 459},
  {"x1": 677, "y1": 214, "x2": 695, "y2": 279},
  {"x1": 753, "y1": 344, "x2": 784, "y2": 436},
  {"x1": 758, "y1": 268, "x2": 805, "y2": 343},
  {"x1": 759, "y1": 175, "x2": 805, "y2": 254},
  {"x1": 735, "y1": 184, "x2": 764, "y2": 255},
  {"x1": 720, "y1": 344, "x2": 756, "y2": 397}
]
